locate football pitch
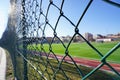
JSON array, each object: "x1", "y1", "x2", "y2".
[{"x1": 29, "y1": 41, "x2": 120, "y2": 63}]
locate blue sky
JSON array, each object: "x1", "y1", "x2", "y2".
[
  {"x1": 79, "y1": 0, "x2": 120, "y2": 35},
  {"x1": 0, "y1": 0, "x2": 10, "y2": 38},
  {"x1": 44, "y1": 0, "x2": 120, "y2": 37},
  {"x1": 0, "y1": 0, "x2": 120, "y2": 38}
]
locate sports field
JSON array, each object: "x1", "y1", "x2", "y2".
[{"x1": 28, "y1": 41, "x2": 120, "y2": 63}]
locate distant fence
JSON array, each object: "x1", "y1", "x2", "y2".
[{"x1": 10, "y1": 0, "x2": 120, "y2": 80}]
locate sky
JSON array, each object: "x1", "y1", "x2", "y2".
[
  {"x1": 42, "y1": 0, "x2": 120, "y2": 37},
  {"x1": 0, "y1": 0, "x2": 120, "y2": 38},
  {"x1": 78, "y1": 0, "x2": 120, "y2": 35},
  {"x1": 0, "y1": 0, "x2": 10, "y2": 38}
]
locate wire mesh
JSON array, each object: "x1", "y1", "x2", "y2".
[{"x1": 13, "y1": 0, "x2": 120, "y2": 80}]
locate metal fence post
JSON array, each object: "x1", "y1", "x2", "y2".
[
  {"x1": 23, "y1": 35, "x2": 28, "y2": 80},
  {"x1": 22, "y1": 0, "x2": 28, "y2": 80}
]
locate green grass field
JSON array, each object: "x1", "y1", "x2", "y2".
[
  {"x1": 25, "y1": 41, "x2": 120, "y2": 80},
  {"x1": 28, "y1": 41, "x2": 120, "y2": 63}
]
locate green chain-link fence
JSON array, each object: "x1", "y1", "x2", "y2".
[{"x1": 8, "y1": 0, "x2": 120, "y2": 80}]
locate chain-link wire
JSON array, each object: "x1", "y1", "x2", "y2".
[{"x1": 13, "y1": 0, "x2": 120, "y2": 80}]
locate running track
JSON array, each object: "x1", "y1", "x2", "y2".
[{"x1": 32, "y1": 51, "x2": 120, "y2": 73}]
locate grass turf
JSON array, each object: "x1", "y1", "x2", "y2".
[{"x1": 28, "y1": 41, "x2": 120, "y2": 63}]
